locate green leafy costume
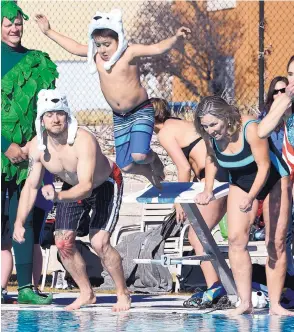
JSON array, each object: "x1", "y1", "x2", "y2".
[
  {"x1": 2, "y1": 46, "x2": 58, "y2": 183},
  {"x1": 1, "y1": 1, "x2": 58, "y2": 304}
]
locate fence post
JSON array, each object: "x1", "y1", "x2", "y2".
[{"x1": 259, "y1": 0, "x2": 265, "y2": 112}]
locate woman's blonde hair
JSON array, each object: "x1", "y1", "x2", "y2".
[
  {"x1": 151, "y1": 98, "x2": 170, "y2": 124},
  {"x1": 194, "y1": 95, "x2": 242, "y2": 139}
]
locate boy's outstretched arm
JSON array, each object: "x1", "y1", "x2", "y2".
[
  {"x1": 128, "y1": 26, "x2": 191, "y2": 59},
  {"x1": 35, "y1": 14, "x2": 88, "y2": 57}
]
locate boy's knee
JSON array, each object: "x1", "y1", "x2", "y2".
[
  {"x1": 131, "y1": 153, "x2": 148, "y2": 163},
  {"x1": 121, "y1": 166, "x2": 131, "y2": 173},
  {"x1": 121, "y1": 163, "x2": 133, "y2": 173}
]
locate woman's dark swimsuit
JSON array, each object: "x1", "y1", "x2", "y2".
[
  {"x1": 212, "y1": 119, "x2": 290, "y2": 200},
  {"x1": 181, "y1": 137, "x2": 203, "y2": 160},
  {"x1": 164, "y1": 117, "x2": 228, "y2": 182}
]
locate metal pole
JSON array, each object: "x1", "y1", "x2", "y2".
[
  {"x1": 259, "y1": 0, "x2": 265, "y2": 112},
  {"x1": 181, "y1": 203, "x2": 237, "y2": 297}
]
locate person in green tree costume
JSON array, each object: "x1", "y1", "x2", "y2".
[{"x1": 1, "y1": 0, "x2": 58, "y2": 304}]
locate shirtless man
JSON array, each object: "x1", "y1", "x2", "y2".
[
  {"x1": 13, "y1": 89, "x2": 130, "y2": 312},
  {"x1": 35, "y1": 10, "x2": 190, "y2": 188}
]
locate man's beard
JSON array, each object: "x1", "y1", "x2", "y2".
[{"x1": 46, "y1": 127, "x2": 67, "y2": 141}]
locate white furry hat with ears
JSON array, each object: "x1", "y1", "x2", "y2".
[
  {"x1": 87, "y1": 8, "x2": 128, "y2": 73},
  {"x1": 35, "y1": 89, "x2": 78, "y2": 151}
]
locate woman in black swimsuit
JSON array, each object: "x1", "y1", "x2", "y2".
[
  {"x1": 152, "y1": 98, "x2": 228, "y2": 302},
  {"x1": 194, "y1": 95, "x2": 292, "y2": 316}
]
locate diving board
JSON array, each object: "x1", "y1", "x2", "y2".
[
  {"x1": 123, "y1": 182, "x2": 238, "y2": 299},
  {"x1": 123, "y1": 181, "x2": 229, "y2": 204}
]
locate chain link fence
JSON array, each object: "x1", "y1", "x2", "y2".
[{"x1": 18, "y1": 0, "x2": 294, "y2": 181}]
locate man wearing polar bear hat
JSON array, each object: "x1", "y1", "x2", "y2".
[
  {"x1": 36, "y1": 10, "x2": 190, "y2": 187},
  {"x1": 13, "y1": 88, "x2": 130, "y2": 311},
  {"x1": 35, "y1": 89, "x2": 78, "y2": 151}
]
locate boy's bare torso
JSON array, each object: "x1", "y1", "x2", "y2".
[
  {"x1": 32, "y1": 129, "x2": 113, "y2": 188},
  {"x1": 96, "y1": 48, "x2": 148, "y2": 113}
]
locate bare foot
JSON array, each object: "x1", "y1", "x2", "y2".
[
  {"x1": 270, "y1": 304, "x2": 294, "y2": 316},
  {"x1": 228, "y1": 302, "x2": 253, "y2": 316},
  {"x1": 65, "y1": 293, "x2": 96, "y2": 311},
  {"x1": 112, "y1": 293, "x2": 131, "y2": 312}
]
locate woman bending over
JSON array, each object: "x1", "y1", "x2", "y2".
[{"x1": 153, "y1": 98, "x2": 228, "y2": 305}]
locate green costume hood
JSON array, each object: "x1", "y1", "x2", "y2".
[
  {"x1": 1, "y1": 0, "x2": 29, "y2": 23},
  {"x1": 1, "y1": 2, "x2": 59, "y2": 185}
]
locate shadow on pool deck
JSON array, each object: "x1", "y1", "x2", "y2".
[{"x1": 53, "y1": 294, "x2": 184, "y2": 306}]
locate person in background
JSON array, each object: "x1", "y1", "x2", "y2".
[
  {"x1": 1, "y1": 1, "x2": 58, "y2": 304},
  {"x1": 1, "y1": 169, "x2": 53, "y2": 301},
  {"x1": 153, "y1": 98, "x2": 228, "y2": 306},
  {"x1": 258, "y1": 56, "x2": 294, "y2": 176},
  {"x1": 259, "y1": 58, "x2": 294, "y2": 277},
  {"x1": 259, "y1": 76, "x2": 289, "y2": 153},
  {"x1": 32, "y1": 170, "x2": 54, "y2": 292}
]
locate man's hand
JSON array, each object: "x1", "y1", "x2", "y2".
[
  {"x1": 21, "y1": 141, "x2": 31, "y2": 155},
  {"x1": 35, "y1": 14, "x2": 51, "y2": 35},
  {"x1": 176, "y1": 27, "x2": 191, "y2": 39},
  {"x1": 13, "y1": 223, "x2": 26, "y2": 244},
  {"x1": 239, "y1": 195, "x2": 254, "y2": 213},
  {"x1": 4, "y1": 143, "x2": 28, "y2": 164},
  {"x1": 174, "y1": 203, "x2": 187, "y2": 223},
  {"x1": 42, "y1": 184, "x2": 58, "y2": 202},
  {"x1": 194, "y1": 190, "x2": 214, "y2": 205}
]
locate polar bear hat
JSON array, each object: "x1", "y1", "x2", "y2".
[
  {"x1": 35, "y1": 89, "x2": 78, "y2": 151},
  {"x1": 87, "y1": 8, "x2": 128, "y2": 73}
]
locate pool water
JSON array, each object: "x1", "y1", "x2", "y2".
[{"x1": 2, "y1": 311, "x2": 294, "y2": 332}]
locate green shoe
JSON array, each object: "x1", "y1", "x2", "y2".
[{"x1": 18, "y1": 285, "x2": 53, "y2": 305}]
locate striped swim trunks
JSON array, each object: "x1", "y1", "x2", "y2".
[
  {"x1": 113, "y1": 99, "x2": 155, "y2": 169},
  {"x1": 55, "y1": 163, "x2": 123, "y2": 235}
]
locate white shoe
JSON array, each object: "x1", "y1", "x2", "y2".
[{"x1": 51, "y1": 270, "x2": 64, "y2": 289}]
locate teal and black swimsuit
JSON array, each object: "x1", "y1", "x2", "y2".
[{"x1": 212, "y1": 119, "x2": 290, "y2": 200}]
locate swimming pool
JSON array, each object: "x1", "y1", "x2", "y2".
[{"x1": 2, "y1": 310, "x2": 294, "y2": 332}]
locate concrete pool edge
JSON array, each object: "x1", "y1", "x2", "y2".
[{"x1": 1, "y1": 292, "x2": 272, "y2": 316}]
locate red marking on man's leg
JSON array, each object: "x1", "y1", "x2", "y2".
[{"x1": 56, "y1": 240, "x2": 74, "y2": 259}]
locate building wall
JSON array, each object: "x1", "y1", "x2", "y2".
[{"x1": 172, "y1": 0, "x2": 294, "y2": 106}]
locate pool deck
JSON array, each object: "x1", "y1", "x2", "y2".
[{"x1": 1, "y1": 292, "x2": 271, "y2": 315}]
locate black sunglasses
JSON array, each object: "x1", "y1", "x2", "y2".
[{"x1": 273, "y1": 88, "x2": 286, "y2": 95}]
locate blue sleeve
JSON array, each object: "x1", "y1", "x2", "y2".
[
  {"x1": 258, "y1": 110, "x2": 266, "y2": 120},
  {"x1": 1, "y1": 135, "x2": 11, "y2": 153}
]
